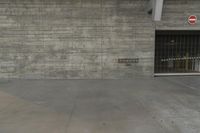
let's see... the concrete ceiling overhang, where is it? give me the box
[148,0,164,21]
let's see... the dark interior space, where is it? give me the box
[155,30,200,74]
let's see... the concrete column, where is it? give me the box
[152,0,164,21]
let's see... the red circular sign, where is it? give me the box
[188,15,197,25]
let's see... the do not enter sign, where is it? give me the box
[188,15,197,25]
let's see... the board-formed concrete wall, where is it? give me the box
[157,0,200,29]
[0,0,199,79]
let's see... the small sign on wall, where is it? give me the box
[118,58,139,64]
[188,15,197,25]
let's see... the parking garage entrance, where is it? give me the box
[155,30,200,75]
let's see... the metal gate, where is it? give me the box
[155,30,200,76]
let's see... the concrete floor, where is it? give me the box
[0,77,200,133]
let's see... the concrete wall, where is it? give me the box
[0,0,199,79]
[157,0,200,29]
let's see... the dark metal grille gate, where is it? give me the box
[155,30,200,75]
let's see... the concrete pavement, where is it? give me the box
[0,77,200,133]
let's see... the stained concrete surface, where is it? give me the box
[0,77,200,133]
[2,0,200,79]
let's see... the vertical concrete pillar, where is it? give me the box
[152,0,164,21]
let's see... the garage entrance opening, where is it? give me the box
[155,30,200,75]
